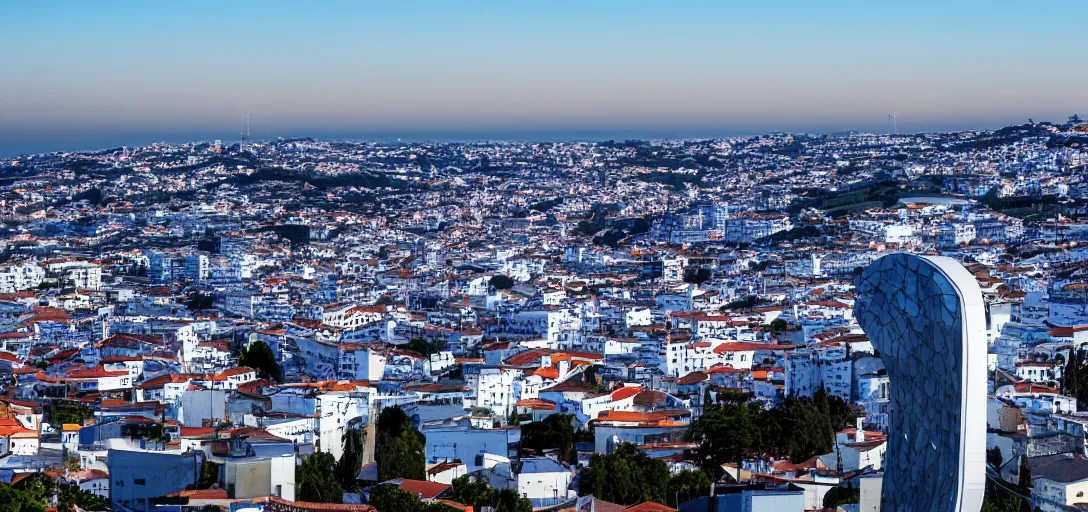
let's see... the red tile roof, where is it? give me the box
[395,478,451,499]
[256,496,375,512]
[610,386,643,402]
[624,502,678,512]
[713,342,799,353]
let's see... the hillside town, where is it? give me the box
[1,117,1088,512]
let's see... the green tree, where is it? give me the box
[683,267,711,285]
[520,414,576,463]
[489,274,514,290]
[367,483,461,512]
[449,475,495,509]
[448,476,531,512]
[691,394,835,466]
[375,407,427,481]
[0,483,45,512]
[980,479,1025,512]
[822,486,859,508]
[369,484,422,512]
[58,484,106,512]
[1063,350,1084,407]
[190,460,221,490]
[667,470,710,507]
[825,393,856,431]
[405,337,446,357]
[0,481,46,512]
[185,292,216,311]
[239,340,283,382]
[579,443,668,505]
[297,452,343,503]
[491,489,533,512]
[686,401,755,478]
[1017,456,1033,512]
[335,427,367,492]
[49,400,90,426]
[987,447,1003,469]
[423,503,461,512]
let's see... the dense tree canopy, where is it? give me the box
[369,484,462,512]
[686,401,755,477]
[297,452,343,503]
[682,267,711,284]
[335,427,367,492]
[980,455,1034,512]
[370,485,423,512]
[375,406,427,481]
[687,390,840,477]
[489,274,514,290]
[0,473,105,512]
[579,443,669,505]
[58,484,106,512]
[519,414,576,463]
[405,337,447,357]
[239,340,283,382]
[0,483,45,512]
[822,486,859,508]
[1062,350,1088,409]
[49,400,91,426]
[666,470,711,508]
[448,476,532,512]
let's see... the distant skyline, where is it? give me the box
[2,1,1087,157]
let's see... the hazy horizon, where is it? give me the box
[0,116,1072,159]
[3,0,1087,158]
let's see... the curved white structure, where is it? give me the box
[854,254,985,512]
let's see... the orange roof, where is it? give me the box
[516,399,557,410]
[611,386,643,402]
[713,342,798,353]
[593,410,684,426]
[705,365,748,375]
[427,461,464,476]
[433,500,472,512]
[66,368,129,379]
[179,427,215,438]
[532,367,559,379]
[208,367,255,381]
[255,496,375,512]
[168,488,228,499]
[395,478,451,499]
[624,502,678,512]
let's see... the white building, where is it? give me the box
[0,262,45,292]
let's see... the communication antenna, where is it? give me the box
[888,114,900,135]
[246,110,251,138]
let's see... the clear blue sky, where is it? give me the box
[1,0,1086,156]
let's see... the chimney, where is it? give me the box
[856,417,865,442]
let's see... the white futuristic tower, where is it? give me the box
[854,254,986,512]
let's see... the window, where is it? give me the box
[134,479,145,486]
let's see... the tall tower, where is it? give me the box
[888,114,899,135]
[855,254,986,512]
